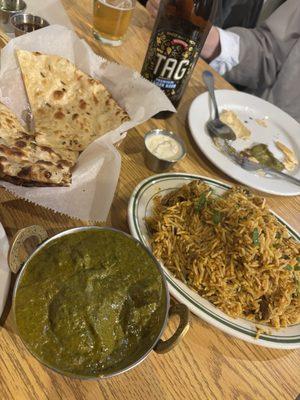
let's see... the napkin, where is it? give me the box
[0,25,175,222]
[0,223,10,320]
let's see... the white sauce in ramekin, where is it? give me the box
[145,134,183,161]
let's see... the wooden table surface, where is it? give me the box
[0,1,299,399]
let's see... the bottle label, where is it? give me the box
[142,31,200,104]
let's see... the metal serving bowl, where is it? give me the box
[10,13,49,36]
[10,225,190,379]
[0,0,26,32]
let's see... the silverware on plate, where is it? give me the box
[215,137,300,187]
[202,70,236,141]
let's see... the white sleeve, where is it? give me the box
[210,28,240,76]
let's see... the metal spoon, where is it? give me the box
[202,70,236,141]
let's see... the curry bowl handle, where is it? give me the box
[8,225,48,274]
[154,303,190,354]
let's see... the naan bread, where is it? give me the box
[0,103,76,186]
[16,50,129,152]
[0,102,28,141]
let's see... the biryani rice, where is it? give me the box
[146,181,300,328]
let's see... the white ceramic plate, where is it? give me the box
[188,90,300,196]
[128,173,300,349]
[0,223,10,320]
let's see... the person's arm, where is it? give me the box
[146,0,160,17]
[222,0,300,90]
[201,27,240,76]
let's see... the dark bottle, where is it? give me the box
[141,0,218,118]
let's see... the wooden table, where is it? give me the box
[0,2,299,399]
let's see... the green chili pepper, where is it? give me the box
[252,228,259,245]
[194,192,207,213]
[213,210,222,225]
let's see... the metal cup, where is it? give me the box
[144,129,186,173]
[0,0,26,33]
[10,13,49,36]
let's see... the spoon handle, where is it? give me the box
[202,70,220,120]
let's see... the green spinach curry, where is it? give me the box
[15,229,166,377]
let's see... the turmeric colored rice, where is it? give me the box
[146,181,300,328]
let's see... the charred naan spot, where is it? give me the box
[34,51,42,56]
[36,160,53,166]
[44,171,52,179]
[10,147,24,157]
[45,102,51,107]
[62,88,66,92]
[19,131,29,139]
[40,146,53,153]
[54,110,65,120]
[72,113,79,121]
[93,94,99,105]
[18,166,31,177]
[61,80,66,85]
[48,65,51,71]
[105,99,111,106]
[73,139,78,145]
[40,72,46,78]
[53,90,64,100]
[5,118,12,124]
[79,99,87,110]
[86,112,91,115]
[15,140,27,148]
[58,160,70,167]
[88,78,96,84]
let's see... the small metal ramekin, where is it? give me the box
[0,0,26,33]
[10,13,49,36]
[144,129,187,173]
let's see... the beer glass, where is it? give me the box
[93,0,136,46]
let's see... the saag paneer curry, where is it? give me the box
[14,229,166,377]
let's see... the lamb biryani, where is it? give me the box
[146,181,300,329]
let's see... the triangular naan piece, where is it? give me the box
[16,50,129,152]
[0,103,75,186]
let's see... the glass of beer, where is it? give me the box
[93,0,136,46]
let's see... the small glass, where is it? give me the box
[93,0,136,47]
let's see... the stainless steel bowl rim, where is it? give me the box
[0,0,26,13]
[10,13,50,30]
[12,226,170,380]
[144,128,187,163]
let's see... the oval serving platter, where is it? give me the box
[128,173,300,349]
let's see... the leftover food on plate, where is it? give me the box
[14,229,165,377]
[220,110,251,140]
[275,141,298,172]
[146,180,300,329]
[255,118,268,128]
[242,143,285,172]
